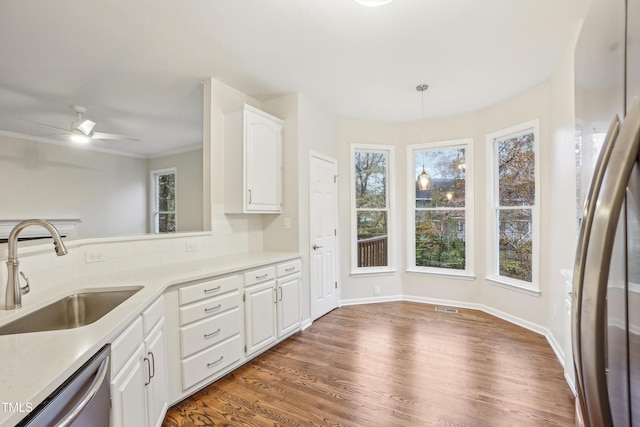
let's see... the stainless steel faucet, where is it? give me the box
[5,219,68,310]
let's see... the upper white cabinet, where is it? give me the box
[224,104,283,213]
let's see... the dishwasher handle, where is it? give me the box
[54,355,110,427]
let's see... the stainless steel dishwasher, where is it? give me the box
[17,344,111,427]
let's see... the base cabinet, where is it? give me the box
[244,281,278,356]
[277,274,301,338]
[111,298,168,427]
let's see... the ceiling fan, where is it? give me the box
[28,105,140,143]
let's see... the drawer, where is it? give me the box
[277,259,301,277]
[244,266,276,287]
[179,291,239,326]
[111,316,143,377]
[179,275,241,306]
[181,335,242,390]
[180,307,241,358]
[142,295,164,335]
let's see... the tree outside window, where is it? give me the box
[352,147,392,270]
[410,141,471,274]
[493,127,537,284]
[152,168,176,233]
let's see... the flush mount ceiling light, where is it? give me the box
[416,84,432,191]
[354,0,394,6]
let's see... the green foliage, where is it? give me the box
[415,210,465,270]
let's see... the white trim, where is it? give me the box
[406,138,474,277]
[0,219,81,240]
[405,269,476,281]
[486,276,542,297]
[486,119,540,292]
[350,144,395,273]
[349,269,397,277]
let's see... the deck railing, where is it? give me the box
[357,234,388,267]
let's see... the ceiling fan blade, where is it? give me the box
[92,131,140,141]
[19,119,72,134]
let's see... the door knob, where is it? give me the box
[312,244,323,250]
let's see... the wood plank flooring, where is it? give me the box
[163,302,575,426]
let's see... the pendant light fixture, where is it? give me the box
[416,84,432,191]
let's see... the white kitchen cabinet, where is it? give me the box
[244,280,277,357]
[224,104,283,213]
[111,343,147,427]
[277,272,301,338]
[111,297,168,427]
[176,275,243,391]
[145,320,168,427]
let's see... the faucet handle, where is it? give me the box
[19,271,30,296]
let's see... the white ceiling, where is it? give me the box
[0,0,588,157]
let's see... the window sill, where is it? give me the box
[406,268,476,281]
[486,276,541,297]
[350,268,398,277]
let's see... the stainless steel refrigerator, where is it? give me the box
[572,0,640,425]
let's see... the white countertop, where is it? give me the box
[0,250,299,426]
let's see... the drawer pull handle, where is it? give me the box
[207,356,224,368]
[285,267,295,272]
[204,329,222,339]
[205,304,222,313]
[256,273,269,280]
[204,285,221,294]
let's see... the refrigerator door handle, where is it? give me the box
[572,115,620,425]
[579,98,640,426]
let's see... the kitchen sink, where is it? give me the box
[0,286,143,335]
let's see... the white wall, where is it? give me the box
[148,149,204,233]
[338,80,578,335]
[0,134,148,238]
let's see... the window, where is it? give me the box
[151,168,176,233]
[487,120,539,291]
[351,145,394,273]
[407,139,474,276]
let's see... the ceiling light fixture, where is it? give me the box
[354,0,394,6]
[416,84,431,191]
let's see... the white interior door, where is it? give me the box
[309,153,338,320]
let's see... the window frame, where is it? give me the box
[350,144,395,275]
[486,119,541,294]
[151,167,177,234]
[406,138,475,278]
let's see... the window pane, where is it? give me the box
[356,211,388,267]
[415,210,465,270]
[355,151,387,209]
[158,173,176,211]
[497,133,535,206]
[498,209,532,282]
[158,213,176,233]
[414,148,465,208]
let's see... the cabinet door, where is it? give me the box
[245,109,281,212]
[145,320,169,427]
[244,281,277,356]
[111,343,147,427]
[277,275,301,338]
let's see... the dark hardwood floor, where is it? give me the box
[163,302,575,426]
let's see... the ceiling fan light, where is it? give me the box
[354,0,394,6]
[75,119,96,136]
[71,133,90,143]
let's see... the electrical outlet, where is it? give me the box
[284,217,291,229]
[374,285,381,296]
[85,250,106,263]
[186,242,199,252]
